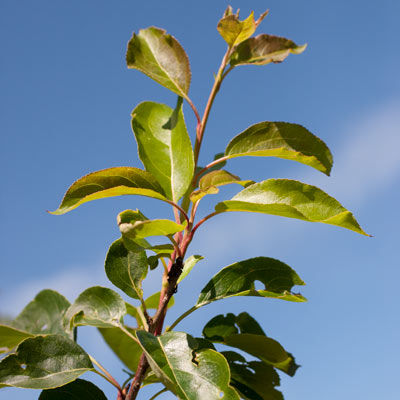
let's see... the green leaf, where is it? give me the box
[224,122,333,175]
[191,171,254,202]
[0,335,93,389]
[64,287,126,330]
[39,379,107,400]
[118,211,187,240]
[222,352,283,400]
[177,255,204,283]
[0,325,33,354]
[98,327,142,372]
[203,313,299,376]
[136,331,240,399]
[230,34,307,66]
[50,167,167,215]
[215,179,369,235]
[197,257,306,308]
[144,292,175,309]
[126,27,191,98]
[12,289,71,338]
[105,238,148,299]
[131,100,194,201]
[217,10,268,47]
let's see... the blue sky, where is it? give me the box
[1,0,399,399]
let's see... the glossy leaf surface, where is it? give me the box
[197,257,306,307]
[0,325,33,354]
[98,327,142,372]
[39,379,107,400]
[230,34,306,66]
[131,101,194,201]
[203,313,298,376]
[0,335,93,389]
[64,287,126,330]
[177,255,204,283]
[225,122,333,175]
[215,179,369,235]
[50,167,167,215]
[12,290,71,337]
[222,352,283,400]
[126,27,191,98]
[105,238,148,299]
[136,331,240,399]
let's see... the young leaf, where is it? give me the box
[136,331,240,399]
[144,292,175,309]
[98,327,142,372]
[230,34,307,66]
[0,335,93,389]
[126,27,191,98]
[215,179,369,235]
[131,100,194,201]
[222,351,283,400]
[203,313,299,376]
[12,289,71,338]
[64,287,126,330]
[197,256,306,308]
[105,238,148,299]
[0,325,33,354]
[217,9,268,47]
[39,379,107,400]
[191,170,254,202]
[50,167,167,215]
[224,122,333,175]
[177,255,204,283]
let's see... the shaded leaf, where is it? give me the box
[222,352,283,400]
[12,290,71,338]
[0,335,93,389]
[203,313,298,376]
[39,379,107,400]
[230,34,306,66]
[177,255,204,283]
[0,325,33,354]
[98,327,142,372]
[64,287,126,330]
[224,122,333,175]
[215,179,369,235]
[197,257,306,308]
[126,27,191,98]
[131,100,194,201]
[50,167,167,215]
[105,238,148,299]
[144,292,175,309]
[136,331,240,399]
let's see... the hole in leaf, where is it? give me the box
[219,392,224,398]
[191,350,199,366]
[254,280,265,291]
[21,364,27,370]
[41,324,48,331]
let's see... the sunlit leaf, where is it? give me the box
[126,27,191,98]
[131,100,194,201]
[98,327,142,372]
[215,179,369,235]
[177,255,204,283]
[12,290,71,338]
[0,325,33,354]
[0,335,93,389]
[222,351,283,400]
[136,331,240,399]
[50,167,167,215]
[230,34,306,66]
[105,238,148,299]
[197,257,306,308]
[225,122,333,175]
[39,379,107,400]
[64,287,126,330]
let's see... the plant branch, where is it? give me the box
[185,95,201,127]
[166,305,198,332]
[164,199,189,225]
[149,388,168,400]
[90,355,122,391]
[194,155,230,183]
[192,211,221,235]
[125,353,149,400]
